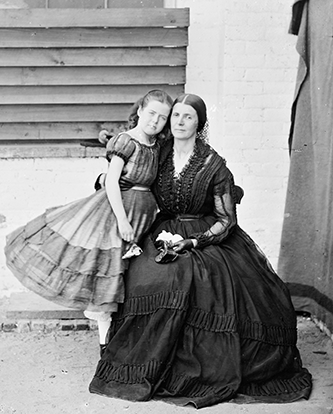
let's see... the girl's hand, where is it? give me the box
[118,218,134,242]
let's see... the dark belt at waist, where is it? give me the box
[175,214,203,221]
[154,212,203,224]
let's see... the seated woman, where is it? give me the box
[89,93,312,408]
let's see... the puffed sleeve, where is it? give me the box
[106,133,136,163]
[189,167,237,248]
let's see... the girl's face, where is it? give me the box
[170,102,199,141]
[137,100,171,136]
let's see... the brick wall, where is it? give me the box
[171,0,298,266]
[0,0,299,296]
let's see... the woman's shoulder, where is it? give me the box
[158,138,173,162]
[196,139,227,167]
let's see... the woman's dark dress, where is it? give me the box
[89,139,312,408]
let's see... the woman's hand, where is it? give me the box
[172,239,196,253]
[118,218,134,242]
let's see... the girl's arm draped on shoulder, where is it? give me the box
[189,166,237,249]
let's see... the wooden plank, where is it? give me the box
[47,0,164,7]
[0,143,106,159]
[0,0,46,7]
[0,122,126,140]
[0,85,183,104]
[0,66,185,86]
[0,104,133,122]
[107,0,164,7]
[0,47,187,67]
[0,8,189,28]
[48,0,105,8]
[0,28,188,48]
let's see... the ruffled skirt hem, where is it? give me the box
[5,189,158,311]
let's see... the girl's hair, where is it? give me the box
[127,89,173,132]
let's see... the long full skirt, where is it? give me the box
[5,188,158,312]
[89,216,312,407]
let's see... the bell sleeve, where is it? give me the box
[189,168,237,248]
[106,133,136,163]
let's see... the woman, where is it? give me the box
[89,93,312,408]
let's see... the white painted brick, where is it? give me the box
[226,26,267,41]
[225,54,266,69]
[224,95,245,108]
[241,122,263,135]
[220,149,245,165]
[244,94,292,109]
[222,135,262,150]
[224,108,263,122]
[261,137,290,151]
[264,81,296,95]
[224,68,247,82]
[243,176,285,192]
[224,122,244,136]
[247,13,274,27]
[263,108,291,122]
[224,41,246,55]
[264,53,298,69]
[265,122,291,135]
[245,68,292,82]
[224,81,264,95]
[245,41,271,55]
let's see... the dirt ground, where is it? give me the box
[0,317,332,414]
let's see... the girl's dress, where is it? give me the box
[5,133,159,312]
[89,138,312,407]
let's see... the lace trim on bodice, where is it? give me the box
[154,139,237,248]
[157,142,209,215]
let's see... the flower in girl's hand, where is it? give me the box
[122,243,143,260]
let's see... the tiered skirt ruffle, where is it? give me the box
[5,188,158,311]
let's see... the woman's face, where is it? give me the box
[170,102,199,141]
[138,100,171,136]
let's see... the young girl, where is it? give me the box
[5,89,173,354]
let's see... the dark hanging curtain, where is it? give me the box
[278,0,333,333]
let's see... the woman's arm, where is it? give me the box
[172,169,237,252]
[105,155,134,242]
[189,170,237,249]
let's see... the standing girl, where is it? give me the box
[5,89,173,354]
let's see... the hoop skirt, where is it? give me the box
[89,139,312,407]
[5,133,160,312]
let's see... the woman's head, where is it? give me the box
[170,93,208,141]
[172,94,207,132]
[128,90,173,137]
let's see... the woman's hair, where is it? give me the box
[172,93,207,132]
[128,89,173,130]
